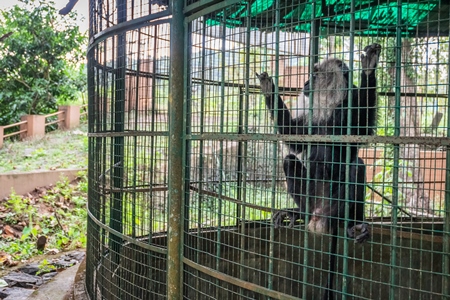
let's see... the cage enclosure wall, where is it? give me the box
[86,0,450,299]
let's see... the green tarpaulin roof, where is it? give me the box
[204,0,449,37]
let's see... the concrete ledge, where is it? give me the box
[64,257,88,300]
[0,169,86,199]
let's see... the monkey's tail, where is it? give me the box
[322,225,338,300]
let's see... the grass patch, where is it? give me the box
[0,123,88,173]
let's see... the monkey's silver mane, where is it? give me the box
[301,58,348,123]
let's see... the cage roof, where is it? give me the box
[203,0,449,37]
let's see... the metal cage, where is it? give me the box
[87,0,450,299]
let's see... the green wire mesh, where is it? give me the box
[86,0,450,299]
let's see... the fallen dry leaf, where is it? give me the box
[0,251,17,267]
[2,225,21,239]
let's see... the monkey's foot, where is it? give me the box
[272,209,301,228]
[256,72,274,96]
[347,223,370,243]
[361,43,382,75]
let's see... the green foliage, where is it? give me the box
[6,190,35,216]
[37,259,57,275]
[0,0,87,125]
[0,172,87,260]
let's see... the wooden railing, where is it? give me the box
[0,104,87,148]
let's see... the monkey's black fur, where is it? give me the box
[257,43,381,300]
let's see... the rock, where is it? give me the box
[3,272,41,288]
[41,272,58,282]
[18,264,40,276]
[0,288,8,298]
[67,251,85,262]
[0,287,34,300]
[52,258,78,269]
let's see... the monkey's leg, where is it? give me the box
[346,158,370,243]
[272,154,309,228]
[322,227,338,300]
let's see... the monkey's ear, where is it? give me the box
[313,63,319,73]
[340,62,349,75]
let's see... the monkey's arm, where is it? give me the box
[257,72,307,136]
[354,43,381,135]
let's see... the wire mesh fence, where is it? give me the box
[86,0,450,299]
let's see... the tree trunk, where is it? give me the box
[388,39,431,215]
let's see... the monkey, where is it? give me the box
[59,0,79,15]
[257,43,381,300]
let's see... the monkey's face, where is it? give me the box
[300,58,350,123]
[303,58,349,99]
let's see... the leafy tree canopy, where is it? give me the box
[0,0,87,125]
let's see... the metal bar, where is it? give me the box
[389,3,403,299]
[130,27,142,239]
[302,6,320,298]
[183,258,303,300]
[443,12,450,298]
[341,2,357,298]
[186,133,450,147]
[167,0,185,298]
[88,131,169,137]
[214,13,227,299]
[268,0,281,294]
[87,210,167,255]
[185,0,243,23]
[239,3,251,290]
[184,0,234,16]
[87,10,171,52]
[148,24,158,239]
[87,32,102,300]
[183,19,195,298]
[189,185,272,212]
[109,0,127,295]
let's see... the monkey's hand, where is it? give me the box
[256,72,274,97]
[272,208,301,229]
[361,43,382,76]
[347,223,370,243]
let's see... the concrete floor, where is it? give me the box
[26,258,87,300]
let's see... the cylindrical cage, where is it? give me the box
[87,0,450,299]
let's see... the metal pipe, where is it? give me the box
[389,2,403,299]
[167,0,185,298]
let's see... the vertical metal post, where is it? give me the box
[86,34,99,300]
[238,1,250,291]
[443,28,450,299]
[389,2,403,299]
[342,1,356,298]
[184,20,193,297]
[302,6,319,298]
[268,1,281,294]
[110,0,127,270]
[167,0,185,298]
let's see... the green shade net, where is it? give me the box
[204,0,447,37]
